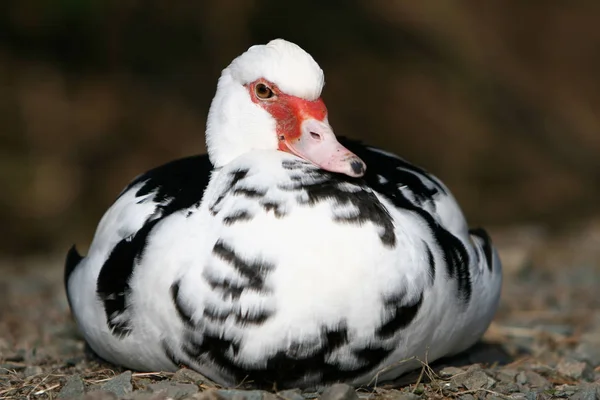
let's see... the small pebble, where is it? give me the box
[58,374,86,399]
[507,393,534,400]
[372,389,419,400]
[100,371,133,397]
[493,381,519,394]
[556,358,594,381]
[129,393,171,400]
[570,388,598,400]
[83,391,118,400]
[516,371,550,390]
[23,365,43,378]
[574,335,600,367]
[452,367,494,390]
[441,381,459,396]
[133,378,154,390]
[494,368,519,383]
[320,384,359,400]
[147,381,199,398]
[184,389,226,400]
[215,389,277,400]
[555,384,578,397]
[276,389,305,400]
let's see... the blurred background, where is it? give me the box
[1,1,600,258]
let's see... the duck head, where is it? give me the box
[205,39,366,178]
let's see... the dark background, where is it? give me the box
[2,1,599,258]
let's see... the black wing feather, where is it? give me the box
[338,137,472,303]
[64,244,84,307]
[96,154,214,337]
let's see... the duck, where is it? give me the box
[65,39,502,390]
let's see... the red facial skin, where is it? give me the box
[245,78,367,178]
[246,79,327,152]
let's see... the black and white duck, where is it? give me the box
[65,39,502,390]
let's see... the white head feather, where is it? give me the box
[205,39,325,168]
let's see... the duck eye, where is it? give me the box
[255,83,274,99]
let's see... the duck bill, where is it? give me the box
[282,119,366,177]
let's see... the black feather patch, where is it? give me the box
[176,321,396,389]
[223,210,253,225]
[469,228,494,272]
[377,294,423,339]
[97,155,213,338]
[280,163,397,248]
[259,200,286,218]
[209,168,250,215]
[64,245,83,307]
[339,138,472,304]
[423,241,436,286]
[201,240,276,327]
[97,221,158,337]
[212,240,274,291]
[171,280,196,328]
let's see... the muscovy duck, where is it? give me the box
[65,39,502,390]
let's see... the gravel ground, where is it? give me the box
[1,221,599,399]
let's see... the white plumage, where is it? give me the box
[65,39,502,390]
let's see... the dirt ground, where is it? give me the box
[1,221,599,399]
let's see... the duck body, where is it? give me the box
[66,39,501,390]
